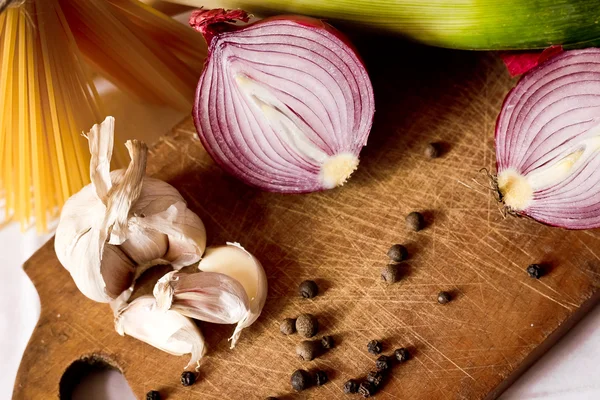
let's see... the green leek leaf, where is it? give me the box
[168,0,600,50]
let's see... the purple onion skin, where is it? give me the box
[495,48,600,229]
[190,9,375,193]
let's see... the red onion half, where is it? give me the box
[190,9,375,192]
[495,48,600,229]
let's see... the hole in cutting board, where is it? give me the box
[59,355,135,400]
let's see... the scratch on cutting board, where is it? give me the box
[415,332,476,380]
[187,379,223,399]
[488,233,579,304]
[63,321,106,349]
[463,227,578,308]
[486,239,577,311]
[160,136,179,152]
[211,357,285,373]
[182,190,234,238]
[326,208,369,260]
[518,281,573,310]
[491,230,534,259]
[177,127,198,137]
[578,235,600,262]
[408,353,439,380]
[441,231,506,307]
[487,237,578,307]
[371,300,476,381]
[457,180,488,197]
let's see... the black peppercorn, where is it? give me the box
[381,264,401,284]
[296,339,322,361]
[367,339,382,355]
[527,264,544,279]
[181,371,196,386]
[387,244,408,262]
[375,355,392,371]
[291,369,312,391]
[394,348,410,363]
[425,143,440,159]
[406,211,425,231]
[358,381,376,397]
[344,379,359,394]
[299,280,319,298]
[296,313,319,337]
[146,391,161,400]
[314,370,328,386]
[343,379,359,394]
[437,291,451,304]
[366,370,386,387]
[321,335,334,349]
[280,318,296,335]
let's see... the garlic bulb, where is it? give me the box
[54,116,207,303]
[153,270,250,324]
[114,295,206,369]
[197,243,267,348]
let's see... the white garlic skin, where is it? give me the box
[55,171,207,302]
[115,295,206,368]
[54,117,207,303]
[153,270,250,325]
[54,182,108,273]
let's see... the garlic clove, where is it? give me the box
[198,243,267,348]
[54,184,108,274]
[131,176,186,215]
[119,226,169,265]
[102,245,136,298]
[163,207,207,268]
[153,271,250,325]
[130,202,207,269]
[61,226,114,303]
[115,295,206,369]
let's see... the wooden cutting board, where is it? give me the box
[13,37,600,400]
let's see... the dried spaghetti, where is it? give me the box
[0,0,206,232]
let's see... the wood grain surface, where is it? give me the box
[13,38,600,400]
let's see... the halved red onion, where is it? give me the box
[495,48,600,229]
[190,9,375,192]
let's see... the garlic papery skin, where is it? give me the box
[128,202,207,269]
[115,295,206,369]
[55,124,147,303]
[198,243,267,348]
[153,270,250,325]
[54,116,207,303]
